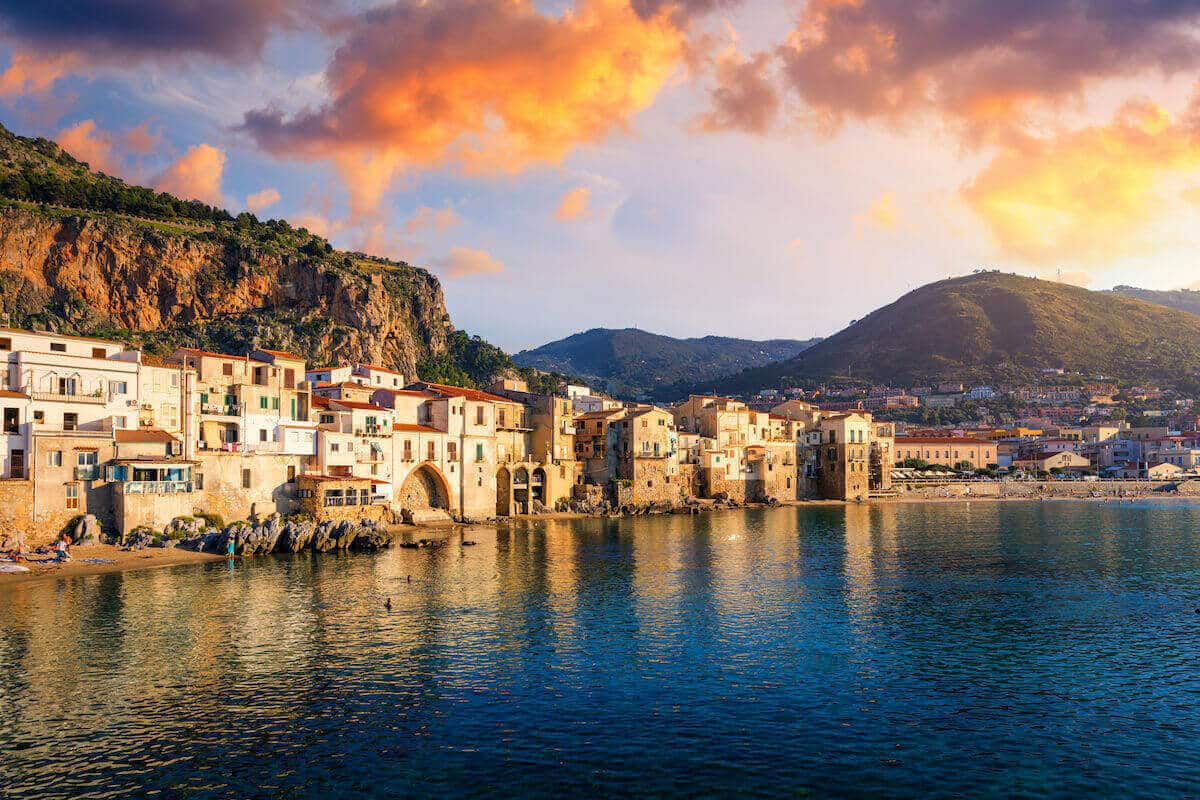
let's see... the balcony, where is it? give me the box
[200,402,243,417]
[33,391,105,405]
[121,480,194,494]
[74,466,99,481]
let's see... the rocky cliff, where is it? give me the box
[0,204,452,375]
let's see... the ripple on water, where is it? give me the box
[2,502,1200,798]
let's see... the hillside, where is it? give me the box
[1111,286,1200,317]
[513,327,818,398]
[691,272,1200,396]
[0,121,533,387]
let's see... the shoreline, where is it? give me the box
[5,494,1199,587]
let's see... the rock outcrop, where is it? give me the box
[176,517,397,556]
[0,206,452,378]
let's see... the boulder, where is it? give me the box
[403,508,454,526]
[350,527,395,551]
[73,514,102,546]
[277,520,317,552]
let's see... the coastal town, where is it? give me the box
[0,325,1197,548]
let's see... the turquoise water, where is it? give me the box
[2,501,1200,798]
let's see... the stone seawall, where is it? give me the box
[893,480,1192,500]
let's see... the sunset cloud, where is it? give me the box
[694,49,779,135]
[245,187,281,214]
[961,98,1200,265]
[555,186,592,221]
[242,0,683,214]
[153,144,227,207]
[0,51,80,97]
[779,0,1200,135]
[434,246,505,280]
[55,119,119,174]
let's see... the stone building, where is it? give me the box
[814,412,873,501]
[612,406,682,505]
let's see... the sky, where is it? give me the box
[2,0,1200,352]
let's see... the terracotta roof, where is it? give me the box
[411,382,509,403]
[0,326,121,345]
[896,437,993,445]
[256,348,305,360]
[314,381,373,391]
[392,423,442,433]
[0,389,28,399]
[177,347,243,361]
[312,396,331,409]
[140,355,182,369]
[356,363,403,375]
[115,429,178,444]
[377,388,434,398]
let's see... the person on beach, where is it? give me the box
[56,535,71,563]
[13,540,25,562]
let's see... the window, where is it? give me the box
[475,443,484,462]
[403,440,413,462]
[259,429,268,442]
[110,381,127,395]
[9,449,23,478]
[0,337,9,350]
[63,413,78,431]
[77,452,97,466]
[272,397,280,411]
[195,473,204,490]
[242,469,252,489]
[331,442,340,453]
[427,441,436,461]
[33,411,43,423]
[260,397,268,410]
[171,373,179,388]
[448,442,457,461]
[2,408,16,434]
[58,377,77,396]
[223,363,234,377]
[113,416,127,429]
[476,406,484,425]
[50,342,66,353]
[66,483,79,510]
[92,347,107,358]
[287,465,296,482]
[498,409,506,427]
[48,450,62,467]
[284,368,295,388]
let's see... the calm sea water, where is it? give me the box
[2,501,1200,799]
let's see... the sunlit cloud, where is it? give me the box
[152,144,227,206]
[0,51,80,97]
[961,97,1200,265]
[242,0,684,215]
[555,186,592,221]
[245,187,281,214]
[693,48,779,135]
[434,246,505,279]
[779,0,1200,138]
[55,119,119,174]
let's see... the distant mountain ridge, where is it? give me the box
[689,272,1200,396]
[514,328,819,398]
[1111,286,1200,317]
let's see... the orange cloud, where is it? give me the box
[554,186,592,221]
[403,206,460,235]
[243,0,683,215]
[961,98,1200,265]
[122,122,163,155]
[245,187,281,214]
[779,0,1200,138]
[0,51,80,96]
[434,246,505,279]
[153,144,227,206]
[55,119,119,174]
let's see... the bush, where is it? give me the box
[284,512,313,524]
[197,512,224,530]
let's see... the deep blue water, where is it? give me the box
[2,501,1200,798]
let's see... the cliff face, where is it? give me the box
[0,206,451,375]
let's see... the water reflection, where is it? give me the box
[2,501,1200,798]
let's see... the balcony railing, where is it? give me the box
[33,391,105,404]
[74,466,98,481]
[200,403,243,416]
[122,481,194,494]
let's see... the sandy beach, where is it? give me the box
[0,544,224,586]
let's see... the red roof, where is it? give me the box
[177,346,243,361]
[356,363,403,375]
[115,428,178,444]
[392,423,441,433]
[312,396,331,409]
[411,382,509,403]
[896,437,994,445]
[374,388,432,398]
[257,348,305,360]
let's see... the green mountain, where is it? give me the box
[692,272,1200,395]
[514,327,819,398]
[0,120,533,388]
[1111,286,1200,317]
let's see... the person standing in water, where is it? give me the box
[226,538,236,558]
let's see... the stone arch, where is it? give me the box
[398,464,451,511]
[496,467,511,517]
[532,467,547,505]
[513,467,530,515]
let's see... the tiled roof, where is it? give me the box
[177,346,243,361]
[115,428,178,444]
[392,423,441,433]
[356,363,403,374]
[0,389,28,399]
[411,382,509,403]
[896,437,993,445]
[257,348,305,360]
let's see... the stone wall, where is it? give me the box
[195,452,303,523]
[629,458,683,505]
[0,479,35,546]
[115,489,197,535]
